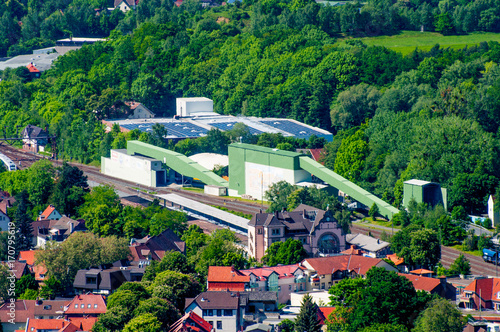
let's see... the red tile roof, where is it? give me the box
[464,278,500,301]
[239,264,304,280]
[169,311,212,332]
[64,294,107,315]
[1,261,29,279]
[318,307,335,325]
[40,205,57,219]
[399,273,441,293]
[69,316,99,331]
[341,245,365,256]
[27,63,40,73]
[18,250,37,265]
[208,266,250,283]
[309,149,324,163]
[386,253,405,266]
[26,318,76,331]
[303,255,386,276]
[0,300,35,323]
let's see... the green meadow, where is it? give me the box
[343,31,500,55]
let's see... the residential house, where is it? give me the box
[27,62,41,79]
[38,205,62,221]
[345,233,391,258]
[0,300,35,332]
[207,266,250,291]
[301,255,398,291]
[18,250,48,282]
[63,294,107,318]
[129,229,186,266]
[25,318,80,332]
[401,274,456,301]
[22,125,49,153]
[244,324,272,332]
[239,264,308,304]
[33,299,68,319]
[185,291,279,332]
[318,307,335,332]
[169,311,213,332]
[460,278,500,311]
[73,261,144,295]
[0,261,30,280]
[31,216,86,248]
[113,0,137,12]
[125,101,155,119]
[248,204,346,261]
[185,291,242,332]
[0,193,15,231]
[385,253,409,273]
[489,195,499,228]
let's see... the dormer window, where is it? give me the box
[272,229,280,236]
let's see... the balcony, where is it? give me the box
[295,276,307,283]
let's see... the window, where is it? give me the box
[217,309,222,316]
[94,304,98,309]
[74,304,78,309]
[289,285,292,291]
[206,309,213,316]
[80,304,84,308]
[321,283,325,289]
[258,228,262,234]
[87,304,91,308]
[224,309,232,316]
[217,321,222,330]
[86,277,97,284]
[272,228,280,236]
[209,321,213,327]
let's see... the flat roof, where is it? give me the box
[229,143,303,157]
[57,37,106,42]
[177,97,212,102]
[404,179,431,186]
[0,52,60,71]
[189,153,229,170]
[156,193,249,231]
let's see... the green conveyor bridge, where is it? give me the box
[127,141,228,187]
[299,156,399,219]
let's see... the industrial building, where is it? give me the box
[103,97,333,142]
[102,140,400,220]
[403,179,447,211]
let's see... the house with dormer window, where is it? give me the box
[459,278,500,311]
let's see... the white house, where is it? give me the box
[125,101,155,119]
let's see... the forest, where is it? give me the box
[0,0,499,215]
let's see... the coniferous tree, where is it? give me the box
[295,294,321,332]
[14,190,33,255]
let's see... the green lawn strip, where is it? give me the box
[211,205,252,219]
[339,31,500,55]
[448,245,483,257]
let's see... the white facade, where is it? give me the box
[185,304,238,332]
[244,161,311,201]
[489,195,499,227]
[128,104,155,119]
[290,291,331,306]
[101,149,166,187]
[176,97,213,117]
[204,185,227,196]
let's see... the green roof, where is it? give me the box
[228,143,303,157]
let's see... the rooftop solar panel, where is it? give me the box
[260,120,325,138]
[209,122,263,135]
[119,122,208,138]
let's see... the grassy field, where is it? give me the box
[343,31,500,55]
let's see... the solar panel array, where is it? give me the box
[120,122,208,138]
[209,122,264,135]
[259,120,326,138]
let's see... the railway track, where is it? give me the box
[3,144,496,275]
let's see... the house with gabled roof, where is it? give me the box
[39,205,62,221]
[400,274,456,301]
[301,255,397,291]
[345,233,391,258]
[63,294,107,317]
[125,101,155,119]
[459,278,500,311]
[239,264,308,303]
[385,253,409,273]
[27,62,41,79]
[0,299,35,331]
[169,311,213,332]
[113,0,137,12]
[129,229,186,266]
[25,318,80,332]
[207,266,250,292]
[22,125,49,153]
[18,250,48,281]
[248,204,346,261]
